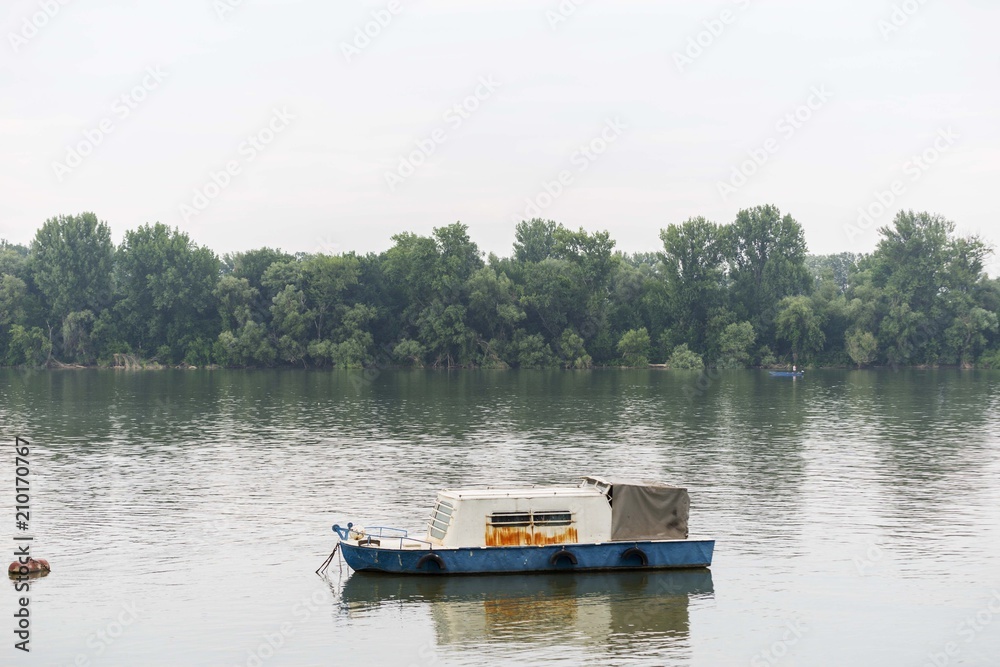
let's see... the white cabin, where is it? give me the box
[426,477,690,548]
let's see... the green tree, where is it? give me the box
[269,285,310,366]
[6,207,998,370]
[861,211,994,365]
[215,275,258,332]
[660,217,725,353]
[6,325,51,366]
[552,226,616,291]
[513,219,559,263]
[870,211,954,314]
[606,259,655,341]
[519,259,588,339]
[0,241,30,281]
[775,295,825,363]
[433,222,484,298]
[382,223,483,365]
[417,302,475,367]
[806,253,859,293]
[879,301,924,366]
[505,330,555,368]
[557,328,592,369]
[617,327,651,366]
[331,303,377,368]
[845,330,878,367]
[214,321,275,367]
[407,224,485,367]
[808,269,853,365]
[61,310,96,364]
[392,339,425,366]
[945,307,998,365]
[296,254,361,340]
[225,246,293,320]
[668,343,704,370]
[466,266,525,365]
[382,232,439,319]
[717,321,756,368]
[727,205,811,343]
[507,222,617,363]
[0,274,28,360]
[0,275,27,330]
[466,266,525,342]
[29,213,113,323]
[979,348,1000,369]
[115,223,220,361]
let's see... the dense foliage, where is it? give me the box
[2,206,997,369]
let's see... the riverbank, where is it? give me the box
[8,361,997,371]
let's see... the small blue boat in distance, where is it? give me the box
[331,477,715,575]
[769,370,804,378]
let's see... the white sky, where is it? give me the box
[1,0,998,275]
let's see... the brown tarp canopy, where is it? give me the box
[608,480,689,541]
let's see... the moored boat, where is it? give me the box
[769,370,804,377]
[330,476,715,575]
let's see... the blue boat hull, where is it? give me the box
[339,539,715,575]
[769,371,804,377]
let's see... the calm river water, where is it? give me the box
[2,369,999,666]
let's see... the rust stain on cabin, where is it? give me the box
[485,525,578,547]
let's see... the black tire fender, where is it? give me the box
[550,548,578,566]
[621,546,648,566]
[416,553,446,570]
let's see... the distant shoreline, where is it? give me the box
[6,211,998,372]
[4,363,991,372]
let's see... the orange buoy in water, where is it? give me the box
[8,558,50,575]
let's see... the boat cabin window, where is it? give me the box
[488,511,572,527]
[489,512,530,527]
[580,477,612,494]
[532,512,572,526]
[429,499,454,540]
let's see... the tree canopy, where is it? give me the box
[2,207,996,369]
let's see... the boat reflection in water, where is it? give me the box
[340,568,714,648]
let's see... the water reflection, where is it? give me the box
[2,368,998,666]
[340,569,713,651]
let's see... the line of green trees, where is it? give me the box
[1,205,998,370]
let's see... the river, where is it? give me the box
[2,369,998,666]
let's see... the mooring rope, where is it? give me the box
[315,542,340,576]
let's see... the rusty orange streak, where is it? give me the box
[485,526,578,547]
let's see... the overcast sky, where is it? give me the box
[2,0,998,274]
